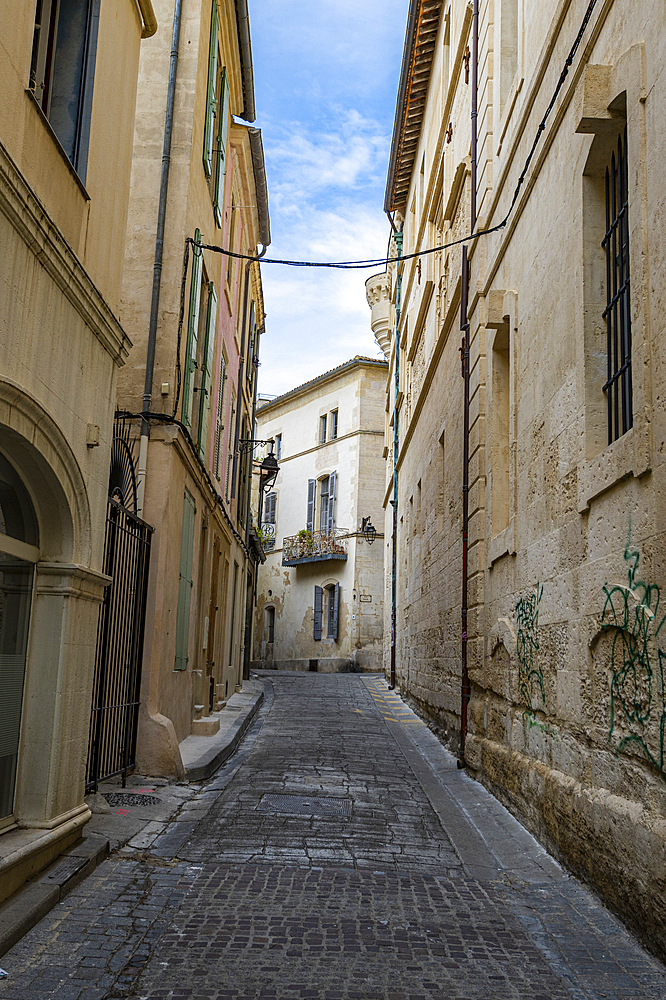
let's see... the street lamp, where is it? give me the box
[257,443,279,529]
[361,516,377,544]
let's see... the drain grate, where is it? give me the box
[41,857,88,884]
[103,792,162,807]
[258,793,352,820]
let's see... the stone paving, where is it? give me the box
[1,672,665,1000]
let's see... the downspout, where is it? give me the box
[136,0,183,517]
[459,0,479,765]
[389,228,404,690]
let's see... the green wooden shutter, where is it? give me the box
[214,356,226,479]
[183,230,203,428]
[213,67,229,227]
[203,2,219,178]
[175,489,196,670]
[307,479,316,531]
[198,282,217,460]
[313,586,323,641]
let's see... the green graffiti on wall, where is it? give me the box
[602,541,666,777]
[515,583,544,708]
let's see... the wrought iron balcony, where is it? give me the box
[282,528,349,566]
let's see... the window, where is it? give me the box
[203,0,230,225]
[246,301,257,386]
[491,322,511,536]
[214,353,227,479]
[330,410,338,440]
[175,490,196,670]
[313,586,323,641]
[275,434,282,460]
[197,282,218,459]
[326,583,340,639]
[319,414,327,444]
[307,472,336,532]
[225,388,235,501]
[226,196,237,291]
[262,492,277,551]
[29,0,100,183]
[603,126,632,444]
[319,476,329,530]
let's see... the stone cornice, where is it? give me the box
[0,139,132,368]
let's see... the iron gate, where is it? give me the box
[86,420,153,791]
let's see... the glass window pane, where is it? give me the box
[0,454,39,545]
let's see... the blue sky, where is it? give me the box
[248,0,409,396]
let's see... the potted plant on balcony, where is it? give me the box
[297,528,314,556]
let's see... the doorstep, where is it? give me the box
[179,679,264,781]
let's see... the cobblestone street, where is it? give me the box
[1,673,665,1000]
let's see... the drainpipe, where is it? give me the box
[389,228,404,690]
[459,0,479,765]
[136,0,183,518]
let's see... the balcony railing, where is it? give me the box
[282,528,349,566]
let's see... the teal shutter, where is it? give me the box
[203,2,219,177]
[183,230,203,428]
[198,282,217,459]
[213,67,229,227]
[175,489,196,670]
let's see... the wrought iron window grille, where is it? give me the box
[602,126,632,444]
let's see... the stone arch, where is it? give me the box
[0,376,91,565]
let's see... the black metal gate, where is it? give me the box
[86,420,153,791]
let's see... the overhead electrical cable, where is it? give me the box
[195,0,598,270]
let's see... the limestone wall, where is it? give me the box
[375,0,666,958]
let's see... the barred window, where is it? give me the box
[603,126,632,444]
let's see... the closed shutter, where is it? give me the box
[203,1,219,177]
[214,356,226,479]
[327,470,337,533]
[213,66,229,226]
[183,231,203,428]
[175,489,196,670]
[307,479,316,531]
[198,282,217,459]
[313,585,323,641]
[330,582,340,640]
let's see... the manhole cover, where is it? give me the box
[41,857,88,884]
[258,793,352,819]
[103,792,162,807]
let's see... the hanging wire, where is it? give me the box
[194,0,598,271]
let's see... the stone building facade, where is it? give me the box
[0,0,156,900]
[118,0,269,776]
[252,359,387,673]
[369,0,666,957]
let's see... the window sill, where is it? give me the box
[577,422,651,513]
[25,90,90,202]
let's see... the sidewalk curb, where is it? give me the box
[181,683,264,781]
[0,835,108,959]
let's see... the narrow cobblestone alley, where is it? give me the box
[1,674,665,1000]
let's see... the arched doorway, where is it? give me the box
[0,453,39,825]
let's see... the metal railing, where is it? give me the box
[282,527,348,564]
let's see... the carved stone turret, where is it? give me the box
[365,272,392,359]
